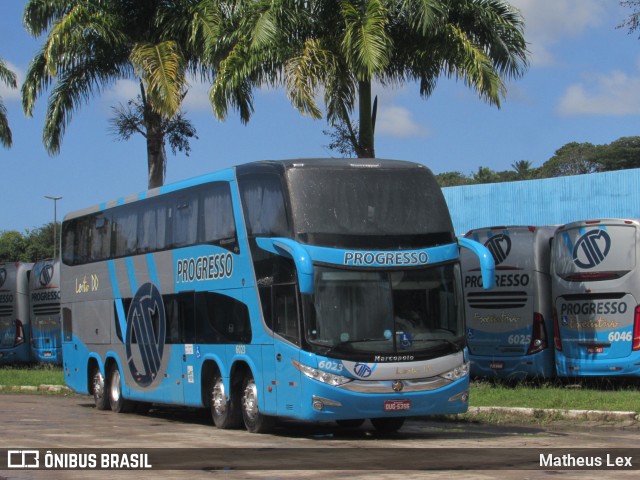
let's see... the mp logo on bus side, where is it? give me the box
[38,264,54,287]
[0,268,5,288]
[573,230,611,269]
[484,234,511,265]
[125,283,167,388]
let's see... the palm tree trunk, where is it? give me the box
[357,79,375,158]
[140,82,166,189]
[146,116,166,189]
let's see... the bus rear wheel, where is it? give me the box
[371,417,405,433]
[211,376,241,429]
[241,375,275,434]
[109,364,135,413]
[92,368,109,411]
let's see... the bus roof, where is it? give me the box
[63,158,433,222]
[555,218,640,232]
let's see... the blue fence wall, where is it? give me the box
[442,168,640,235]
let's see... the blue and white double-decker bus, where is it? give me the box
[551,218,640,377]
[60,159,494,433]
[461,226,557,379]
[0,262,33,364]
[29,259,62,364]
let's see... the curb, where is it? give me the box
[466,406,639,422]
[0,384,72,393]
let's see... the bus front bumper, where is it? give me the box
[295,375,470,422]
[556,353,640,377]
[470,353,555,380]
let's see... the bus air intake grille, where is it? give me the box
[466,291,527,309]
[33,304,61,316]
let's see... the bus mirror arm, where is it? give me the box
[458,238,496,289]
[255,237,314,294]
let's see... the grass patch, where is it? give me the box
[469,378,640,413]
[0,365,64,387]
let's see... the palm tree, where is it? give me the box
[511,160,533,180]
[21,0,196,188]
[0,58,17,148]
[208,0,529,158]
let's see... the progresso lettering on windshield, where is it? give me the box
[344,251,428,267]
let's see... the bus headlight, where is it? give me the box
[439,362,470,382]
[292,360,352,387]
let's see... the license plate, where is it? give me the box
[44,352,52,357]
[587,346,604,354]
[384,400,411,412]
[489,362,504,370]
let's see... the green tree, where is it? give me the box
[0,231,27,262]
[109,95,198,171]
[22,0,195,188]
[208,0,528,157]
[0,57,17,148]
[597,136,640,171]
[24,223,59,262]
[435,171,472,187]
[472,165,498,184]
[538,142,601,178]
[619,1,640,35]
[511,160,533,180]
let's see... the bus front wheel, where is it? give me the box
[109,365,135,414]
[211,375,241,429]
[241,375,275,434]
[91,368,109,411]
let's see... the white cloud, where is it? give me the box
[183,78,213,112]
[0,61,23,102]
[104,79,140,103]
[376,106,431,138]
[557,67,640,116]
[509,0,608,67]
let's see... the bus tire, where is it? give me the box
[109,364,135,414]
[91,368,109,411]
[241,375,275,434]
[211,375,241,429]
[371,417,405,433]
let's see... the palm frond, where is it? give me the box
[0,59,17,89]
[340,0,392,79]
[284,38,334,119]
[0,100,13,148]
[131,41,187,118]
[23,0,72,37]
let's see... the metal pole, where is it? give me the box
[45,196,62,260]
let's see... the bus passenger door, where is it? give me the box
[272,284,302,416]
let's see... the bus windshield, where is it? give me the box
[303,264,464,357]
[286,167,454,248]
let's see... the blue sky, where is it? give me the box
[1,0,639,233]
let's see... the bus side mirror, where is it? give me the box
[458,237,495,289]
[255,237,314,294]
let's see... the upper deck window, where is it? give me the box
[286,167,453,247]
[239,174,290,237]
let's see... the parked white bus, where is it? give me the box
[551,218,640,377]
[461,226,557,379]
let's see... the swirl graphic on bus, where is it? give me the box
[0,268,6,288]
[38,264,54,286]
[125,283,166,388]
[484,234,511,265]
[572,230,611,269]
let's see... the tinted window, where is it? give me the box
[239,174,289,237]
[61,182,238,265]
